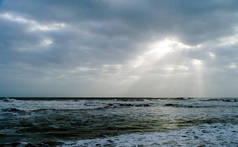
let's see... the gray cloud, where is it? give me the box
[1,0,238,96]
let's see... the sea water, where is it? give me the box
[0,97,238,146]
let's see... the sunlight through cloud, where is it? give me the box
[192,59,203,66]
[164,65,189,72]
[145,39,176,59]
[132,38,201,69]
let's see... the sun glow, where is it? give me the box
[145,39,175,59]
[132,39,175,68]
[132,38,201,68]
[192,59,203,66]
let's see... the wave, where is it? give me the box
[2,108,26,113]
[2,123,238,146]
[0,141,63,146]
[164,103,213,108]
[24,103,152,112]
[164,103,238,108]
[201,98,238,102]
[0,104,129,113]
[105,103,151,107]
[1,111,237,145]
[62,123,238,146]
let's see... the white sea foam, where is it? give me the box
[63,123,238,147]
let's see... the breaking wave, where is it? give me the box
[0,97,238,146]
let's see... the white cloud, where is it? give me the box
[177,65,189,71]
[208,51,216,59]
[192,59,203,66]
[0,12,66,32]
[164,65,189,71]
[16,39,53,52]
[29,23,66,32]
[229,63,237,69]
[40,39,53,47]
[164,67,175,71]
[218,33,238,46]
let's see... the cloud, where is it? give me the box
[208,52,216,59]
[229,63,237,69]
[1,0,238,96]
[0,12,66,32]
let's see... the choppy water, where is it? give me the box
[0,97,238,146]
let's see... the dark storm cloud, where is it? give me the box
[1,0,238,96]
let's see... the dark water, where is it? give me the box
[0,97,238,146]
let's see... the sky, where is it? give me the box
[1,0,238,97]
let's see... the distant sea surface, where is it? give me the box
[0,97,238,146]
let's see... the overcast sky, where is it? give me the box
[1,0,238,97]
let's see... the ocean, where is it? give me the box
[0,97,238,146]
